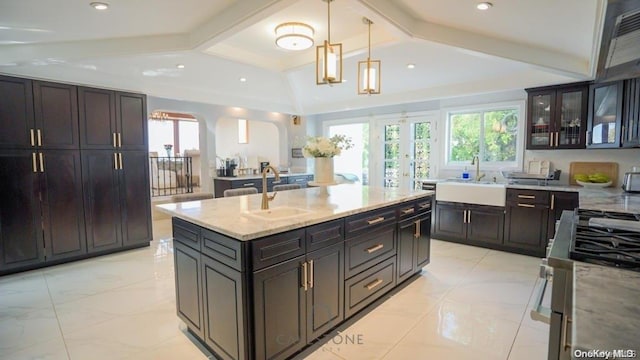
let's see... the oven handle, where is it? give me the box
[529,278,551,324]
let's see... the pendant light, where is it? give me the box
[358,17,381,95]
[316,0,342,85]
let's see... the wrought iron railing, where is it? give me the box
[149,156,193,197]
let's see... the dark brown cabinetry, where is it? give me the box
[33,81,80,149]
[78,87,148,151]
[0,75,35,149]
[433,202,504,246]
[0,150,85,272]
[504,189,553,257]
[526,82,588,149]
[397,211,431,284]
[587,81,624,148]
[547,191,579,240]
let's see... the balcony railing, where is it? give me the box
[149,156,194,197]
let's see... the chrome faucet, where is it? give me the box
[471,155,485,182]
[261,165,280,210]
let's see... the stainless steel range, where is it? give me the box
[531,208,640,360]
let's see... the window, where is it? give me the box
[148,119,199,155]
[446,105,521,168]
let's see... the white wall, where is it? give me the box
[215,118,281,168]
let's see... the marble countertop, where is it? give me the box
[157,184,433,241]
[215,172,313,181]
[572,262,640,355]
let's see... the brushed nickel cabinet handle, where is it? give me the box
[30,129,35,147]
[243,183,255,187]
[301,262,308,291]
[517,203,535,208]
[551,194,555,210]
[517,195,535,199]
[467,210,471,224]
[114,153,118,170]
[366,244,384,254]
[414,220,420,238]
[113,133,117,148]
[309,260,314,289]
[32,153,37,173]
[402,208,415,215]
[367,217,385,225]
[118,153,123,170]
[365,278,383,291]
[37,129,42,146]
[555,132,559,147]
[39,153,44,172]
[463,210,468,224]
[549,132,553,146]
[118,132,122,147]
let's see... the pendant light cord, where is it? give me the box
[327,0,331,43]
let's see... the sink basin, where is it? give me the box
[244,206,314,220]
[436,182,506,206]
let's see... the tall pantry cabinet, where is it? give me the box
[0,75,152,274]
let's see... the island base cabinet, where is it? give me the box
[306,242,344,341]
[253,255,307,360]
[174,241,204,338]
[345,256,396,318]
[415,211,432,269]
[397,211,432,284]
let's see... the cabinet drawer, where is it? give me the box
[345,256,396,318]
[397,197,433,220]
[306,219,344,253]
[345,207,396,237]
[173,217,201,250]
[251,229,305,271]
[201,229,245,271]
[345,224,395,278]
[506,189,549,206]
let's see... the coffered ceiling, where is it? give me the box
[0,0,606,115]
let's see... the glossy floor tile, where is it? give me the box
[0,219,549,360]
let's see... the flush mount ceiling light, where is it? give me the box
[90,2,109,10]
[407,63,416,69]
[357,17,381,95]
[275,22,314,51]
[476,2,493,10]
[316,0,342,85]
[239,77,247,82]
[176,64,185,69]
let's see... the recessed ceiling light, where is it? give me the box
[176,64,185,69]
[90,2,109,10]
[239,77,247,82]
[407,63,416,69]
[476,2,493,10]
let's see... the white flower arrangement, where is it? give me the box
[302,135,354,158]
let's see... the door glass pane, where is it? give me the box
[383,124,400,188]
[412,122,431,190]
[483,110,517,162]
[559,91,582,146]
[530,94,552,147]
[591,85,618,145]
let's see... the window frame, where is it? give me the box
[441,101,525,171]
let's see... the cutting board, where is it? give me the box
[569,162,618,186]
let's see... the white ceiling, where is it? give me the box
[0,0,606,115]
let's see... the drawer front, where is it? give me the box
[345,224,395,278]
[251,229,306,271]
[415,197,433,214]
[287,175,312,187]
[345,207,397,237]
[507,189,549,205]
[173,217,201,250]
[306,219,344,253]
[201,228,245,271]
[396,201,417,220]
[345,256,396,318]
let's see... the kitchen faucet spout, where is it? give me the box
[261,165,280,210]
[471,155,485,182]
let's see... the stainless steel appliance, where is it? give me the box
[531,208,640,360]
[622,172,640,192]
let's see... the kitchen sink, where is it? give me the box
[436,181,506,206]
[244,206,314,220]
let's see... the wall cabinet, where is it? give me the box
[622,77,640,147]
[433,202,504,246]
[526,82,588,149]
[0,75,35,149]
[587,81,624,148]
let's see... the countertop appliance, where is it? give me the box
[622,171,640,192]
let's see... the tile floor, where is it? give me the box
[0,219,549,360]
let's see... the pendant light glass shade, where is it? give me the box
[316,0,342,85]
[358,18,381,95]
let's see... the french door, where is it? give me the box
[381,114,435,191]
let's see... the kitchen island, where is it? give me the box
[158,184,433,360]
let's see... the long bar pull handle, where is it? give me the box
[517,195,535,199]
[114,153,118,170]
[549,132,553,146]
[467,210,471,224]
[366,244,384,254]
[414,220,420,238]
[118,132,122,147]
[517,203,536,208]
[402,208,415,215]
[39,153,44,172]
[550,194,555,210]
[32,153,38,173]
[367,217,385,225]
[30,129,35,147]
[301,262,308,291]
[37,129,42,146]
[365,278,383,291]
[309,260,314,289]
[555,132,559,147]
[118,153,123,170]
[113,133,117,148]
[243,183,255,187]
[464,210,468,223]
[561,315,572,351]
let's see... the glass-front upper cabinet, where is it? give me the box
[587,81,623,148]
[526,82,588,150]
